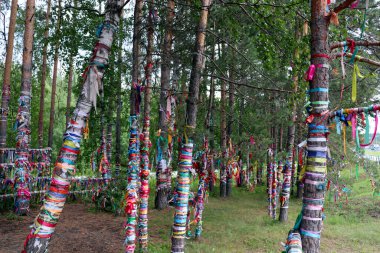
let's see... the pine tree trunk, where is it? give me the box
[37,0,51,148]
[124,0,144,252]
[23,1,122,251]
[115,16,123,177]
[14,0,35,216]
[299,1,334,251]
[138,0,154,250]
[47,0,62,148]
[171,1,212,252]
[155,0,175,210]
[66,58,74,127]
[0,0,18,149]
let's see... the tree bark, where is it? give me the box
[37,0,51,147]
[23,1,122,251]
[171,1,212,252]
[66,59,74,127]
[155,0,175,210]
[115,15,123,177]
[129,0,143,115]
[219,43,227,198]
[226,53,235,196]
[138,0,154,250]
[0,0,18,148]
[279,16,300,222]
[47,0,62,148]
[14,0,35,216]
[206,34,216,192]
[124,0,144,252]
[298,1,331,251]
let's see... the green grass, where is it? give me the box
[146,178,380,253]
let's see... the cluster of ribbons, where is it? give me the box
[155,135,169,192]
[283,230,302,253]
[138,117,151,249]
[124,115,140,253]
[190,137,209,238]
[171,142,193,252]
[21,10,119,251]
[280,158,292,210]
[14,94,32,215]
[267,156,278,219]
[332,106,380,154]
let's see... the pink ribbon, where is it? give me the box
[350,0,360,9]
[305,65,316,81]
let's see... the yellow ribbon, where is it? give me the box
[352,62,377,102]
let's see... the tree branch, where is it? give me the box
[330,40,380,50]
[332,52,380,67]
[207,74,293,93]
[333,0,357,14]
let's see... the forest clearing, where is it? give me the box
[0,0,380,252]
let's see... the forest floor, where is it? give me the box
[1,168,380,253]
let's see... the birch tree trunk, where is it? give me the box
[37,0,51,147]
[171,1,212,252]
[23,1,123,251]
[14,0,35,216]
[0,0,18,148]
[47,0,62,148]
[65,59,74,127]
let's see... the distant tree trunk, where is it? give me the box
[0,0,18,148]
[115,15,123,177]
[279,16,300,222]
[138,0,154,250]
[124,0,143,252]
[206,36,215,192]
[37,0,51,147]
[226,63,235,196]
[171,1,212,251]
[219,44,227,198]
[66,58,74,127]
[155,0,175,210]
[47,0,62,148]
[23,1,123,251]
[13,0,35,216]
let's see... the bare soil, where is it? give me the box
[0,203,126,253]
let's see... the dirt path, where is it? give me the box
[0,203,126,253]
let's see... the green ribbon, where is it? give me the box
[365,112,370,143]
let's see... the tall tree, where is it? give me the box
[13,0,35,216]
[66,59,74,127]
[219,44,227,197]
[47,0,62,148]
[138,0,154,250]
[279,16,301,222]
[171,0,212,251]
[23,1,123,251]
[115,14,123,176]
[124,0,143,252]
[226,54,235,196]
[155,0,175,210]
[0,0,18,148]
[37,0,51,147]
